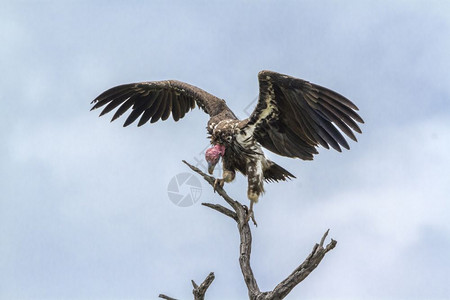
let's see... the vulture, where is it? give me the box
[91,70,363,219]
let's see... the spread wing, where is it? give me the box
[242,70,364,160]
[91,80,236,127]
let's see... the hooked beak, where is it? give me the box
[208,161,217,175]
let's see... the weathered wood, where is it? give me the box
[160,161,337,299]
[201,203,237,221]
[159,272,215,300]
[192,272,215,300]
[158,294,178,300]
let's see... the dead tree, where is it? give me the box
[159,161,337,300]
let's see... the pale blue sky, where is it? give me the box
[1,1,449,299]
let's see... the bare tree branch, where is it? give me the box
[159,272,215,300]
[182,160,238,209]
[192,272,215,300]
[162,161,337,299]
[201,203,237,221]
[267,230,337,299]
[183,160,261,295]
[158,294,178,300]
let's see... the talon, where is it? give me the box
[244,201,258,226]
[213,178,224,192]
[244,214,250,224]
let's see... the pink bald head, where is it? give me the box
[205,144,225,174]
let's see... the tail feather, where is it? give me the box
[263,161,296,183]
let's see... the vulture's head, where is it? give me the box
[205,144,226,174]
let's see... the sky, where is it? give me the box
[1,1,449,299]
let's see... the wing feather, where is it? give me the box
[99,96,131,117]
[111,98,135,122]
[161,92,173,121]
[320,93,364,124]
[316,103,357,141]
[93,84,133,105]
[150,91,167,123]
[316,85,359,110]
[243,70,363,160]
[171,93,181,121]
[138,108,154,127]
[124,103,146,127]
[91,80,236,127]
[178,94,187,119]
[96,90,135,114]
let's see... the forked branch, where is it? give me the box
[159,272,215,300]
[178,160,337,300]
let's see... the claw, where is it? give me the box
[213,178,224,192]
[244,201,258,226]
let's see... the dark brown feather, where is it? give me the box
[314,84,359,110]
[111,98,134,122]
[91,80,236,127]
[151,92,167,123]
[91,83,133,104]
[243,70,363,160]
[123,104,146,127]
[138,108,154,127]
[263,161,296,183]
[177,94,187,119]
[161,92,172,121]
[316,102,357,141]
[99,95,130,117]
[171,94,181,121]
[320,93,364,124]
[92,89,134,112]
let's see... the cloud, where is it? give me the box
[1,1,450,299]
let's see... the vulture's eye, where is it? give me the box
[226,136,232,142]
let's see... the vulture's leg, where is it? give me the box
[245,160,264,226]
[213,168,235,192]
[245,200,258,226]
